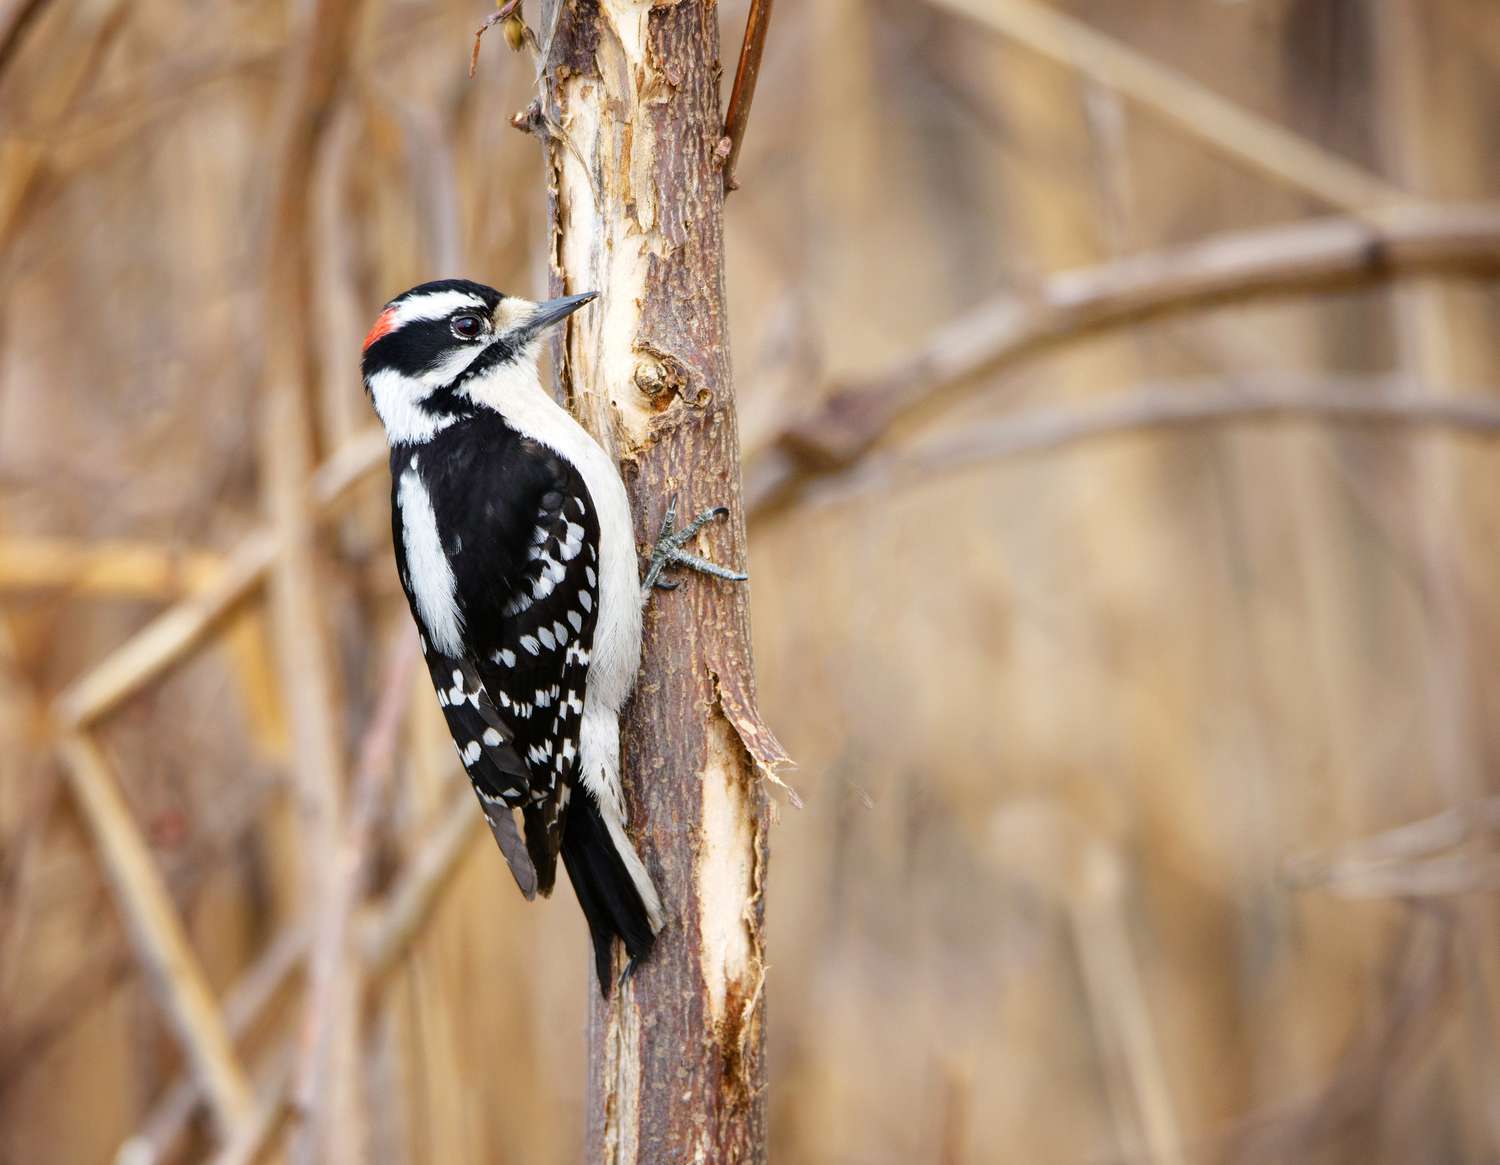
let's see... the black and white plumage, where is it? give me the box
[361,278,665,993]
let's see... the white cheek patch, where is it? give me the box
[367,369,460,443]
[366,347,488,444]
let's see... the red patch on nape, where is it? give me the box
[362,306,398,352]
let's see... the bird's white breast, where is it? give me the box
[458,357,643,712]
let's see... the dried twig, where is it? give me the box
[922,0,1410,217]
[1207,914,1448,1164]
[256,2,367,1161]
[56,733,253,1137]
[204,1056,294,1165]
[0,537,223,599]
[469,0,523,78]
[989,805,1183,1165]
[0,0,49,81]
[117,921,311,1165]
[0,0,128,255]
[1294,854,1500,899]
[52,428,384,729]
[358,788,484,981]
[805,377,1500,507]
[746,206,1500,518]
[1284,797,1500,900]
[719,0,774,192]
[292,631,419,1130]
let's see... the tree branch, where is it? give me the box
[357,788,483,981]
[802,377,1500,506]
[117,921,311,1165]
[719,0,773,192]
[922,0,1410,216]
[747,206,1500,518]
[55,733,253,1137]
[543,0,777,1157]
[52,427,384,729]
[292,630,418,1138]
[0,537,223,599]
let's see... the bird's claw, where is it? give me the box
[641,494,748,594]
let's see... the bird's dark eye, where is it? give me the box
[451,312,485,340]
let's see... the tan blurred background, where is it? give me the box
[4,0,1500,1162]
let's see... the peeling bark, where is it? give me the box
[537,1,781,1160]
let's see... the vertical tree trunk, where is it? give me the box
[538,2,787,1161]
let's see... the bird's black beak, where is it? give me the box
[527,291,597,333]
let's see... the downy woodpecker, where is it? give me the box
[361,279,744,994]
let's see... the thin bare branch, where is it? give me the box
[922,0,1410,216]
[358,788,483,981]
[747,206,1500,518]
[469,0,523,79]
[719,0,774,192]
[1283,797,1500,902]
[118,921,311,1165]
[0,0,47,80]
[0,537,223,598]
[806,377,1500,506]
[0,0,128,255]
[293,631,419,1130]
[256,2,367,1160]
[52,428,385,729]
[205,1057,294,1165]
[1296,853,1500,899]
[56,733,253,1137]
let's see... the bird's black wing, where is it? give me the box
[421,647,540,895]
[411,418,602,896]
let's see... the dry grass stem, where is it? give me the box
[53,429,385,730]
[56,733,253,1137]
[292,631,419,1135]
[119,922,313,1165]
[923,0,1411,216]
[358,789,484,981]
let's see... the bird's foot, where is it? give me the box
[642,495,749,595]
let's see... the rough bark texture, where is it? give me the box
[538,1,786,1161]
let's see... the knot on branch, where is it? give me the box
[634,344,708,411]
[510,100,547,138]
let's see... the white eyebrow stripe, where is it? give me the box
[389,290,488,329]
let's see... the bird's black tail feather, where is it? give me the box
[561,791,660,996]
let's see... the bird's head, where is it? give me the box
[360,278,596,443]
